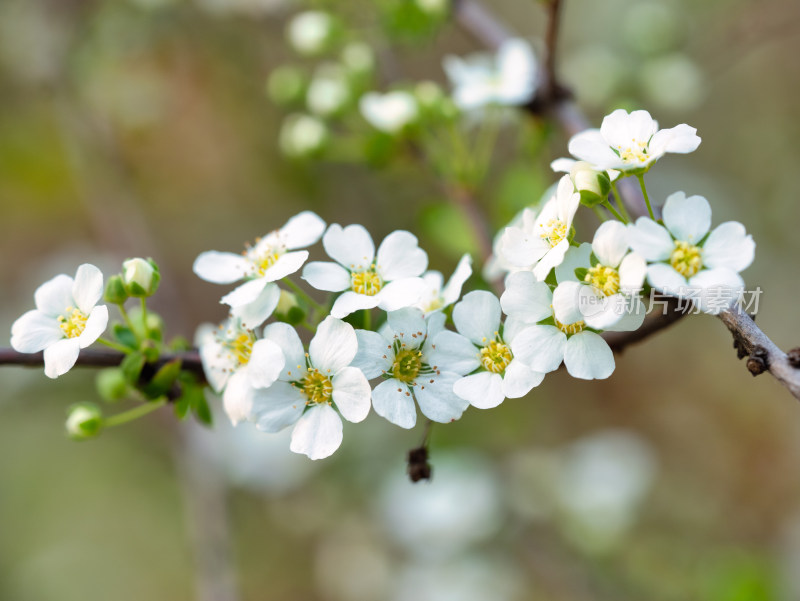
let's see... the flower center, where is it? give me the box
[584,264,620,296]
[391,348,422,383]
[555,318,585,336]
[480,339,513,375]
[226,332,255,365]
[539,219,567,248]
[255,251,281,275]
[58,307,87,339]
[670,240,703,277]
[351,269,383,296]
[301,368,333,405]
[617,140,649,164]
[422,296,444,314]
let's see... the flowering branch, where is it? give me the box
[453,0,800,401]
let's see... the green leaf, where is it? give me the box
[191,389,213,426]
[574,267,589,281]
[590,253,600,267]
[143,359,182,399]
[173,395,191,420]
[120,352,145,385]
[112,323,137,349]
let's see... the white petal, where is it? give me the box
[568,129,621,170]
[499,226,549,268]
[500,271,553,323]
[532,240,570,281]
[453,290,501,345]
[453,372,505,409]
[43,338,81,379]
[248,338,285,388]
[628,218,674,261]
[34,274,73,316]
[351,330,393,379]
[263,322,306,381]
[199,338,233,393]
[563,331,614,380]
[193,251,250,284]
[603,296,647,332]
[280,210,326,249]
[376,277,427,312]
[72,264,104,315]
[502,360,544,398]
[647,263,688,295]
[510,325,566,373]
[702,222,755,272]
[77,305,108,348]
[330,291,381,318]
[290,404,344,460]
[10,310,62,353]
[552,281,584,325]
[309,316,358,373]
[688,268,745,314]
[650,123,701,156]
[619,253,647,293]
[323,223,375,271]
[372,379,417,429]
[662,192,711,243]
[229,283,280,329]
[223,370,256,425]
[386,307,427,347]
[221,278,268,308]
[261,251,309,282]
[332,366,371,423]
[583,293,628,330]
[252,381,306,432]
[302,261,350,292]
[415,371,471,423]
[555,243,592,283]
[428,331,481,375]
[592,221,629,267]
[441,253,473,306]
[550,157,576,173]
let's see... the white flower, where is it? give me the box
[193,211,326,328]
[432,291,544,410]
[498,175,580,280]
[306,64,350,117]
[11,264,109,379]
[351,308,471,428]
[416,253,472,315]
[250,317,371,460]
[196,318,285,425]
[359,91,419,134]
[279,114,328,158]
[286,10,333,56]
[628,191,755,314]
[122,257,159,296]
[567,108,701,173]
[443,38,538,111]
[554,222,647,330]
[302,224,428,318]
[502,272,615,380]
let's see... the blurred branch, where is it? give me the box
[453,0,800,401]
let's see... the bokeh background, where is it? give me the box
[2,0,800,599]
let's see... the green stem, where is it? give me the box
[117,303,137,338]
[637,174,655,220]
[140,297,148,334]
[609,180,632,223]
[601,200,625,222]
[104,398,166,428]
[97,337,133,354]
[591,205,608,222]
[362,309,372,331]
[284,278,326,313]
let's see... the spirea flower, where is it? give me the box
[502,272,615,380]
[11,264,109,379]
[196,318,285,425]
[567,109,701,173]
[498,175,580,280]
[250,317,371,460]
[306,64,350,117]
[416,253,472,315]
[302,224,428,318]
[351,308,471,428]
[432,291,544,410]
[443,38,538,111]
[286,11,334,56]
[628,191,755,313]
[359,91,419,134]
[193,211,326,328]
[279,114,329,158]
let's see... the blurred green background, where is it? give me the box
[2,0,800,599]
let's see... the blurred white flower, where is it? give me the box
[279,113,329,158]
[306,64,350,117]
[359,91,419,134]
[286,10,334,56]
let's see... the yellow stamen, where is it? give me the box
[301,369,333,405]
[58,307,87,339]
[670,240,703,277]
[584,264,621,296]
[351,269,383,296]
[227,332,255,365]
[617,139,649,164]
[392,348,422,383]
[555,319,585,336]
[480,339,513,375]
[540,219,568,248]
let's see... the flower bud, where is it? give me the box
[104,274,128,304]
[267,66,306,107]
[279,113,329,158]
[416,0,448,17]
[275,290,305,325]
[66,403,103,440]
[341,42,375,77]
[414,81,445,111]
[306,64,350,117]
[96,368,128,402]
[569,161,611,207]
[286,11,335,56]
[122,258,160,297]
